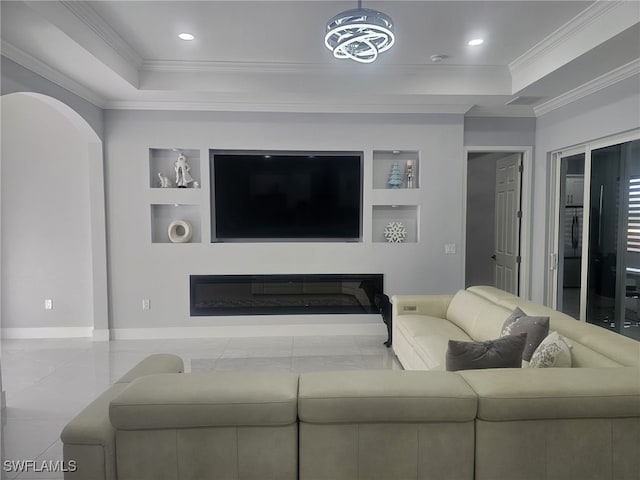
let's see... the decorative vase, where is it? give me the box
[168,220,193,243]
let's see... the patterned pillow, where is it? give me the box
[528,331,572,368]
[446,333,527,371]
[501,307,550,366]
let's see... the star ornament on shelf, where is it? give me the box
[384,221,407,243]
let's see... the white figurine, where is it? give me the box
[405,160,414,189]
[158,172,171,188]
[174,153,194,188]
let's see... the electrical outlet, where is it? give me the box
[44,299,53,310]
[142,299,150,310]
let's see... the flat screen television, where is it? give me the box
[211,151,363,242]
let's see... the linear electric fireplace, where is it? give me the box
[190,274,383,316]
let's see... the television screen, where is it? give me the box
[212,151,362,241]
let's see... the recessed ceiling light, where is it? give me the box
[178,33,195,41]
[430,54,448,63]
[468,38,484,46]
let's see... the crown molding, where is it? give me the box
[141,59,506,78]
[106,99,473,115]
[142,60,329,74]
[59,0,143,68]
[534,58,640,117]
[1,41,107,108]
[509,1,625,73]
[465,105,536,118]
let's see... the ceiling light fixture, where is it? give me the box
[325,0,395,64]
[468,38,484,46]
[178,33,195,41]
[430,54,448,63]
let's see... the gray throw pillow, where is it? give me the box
[445,333,527,372]
[500,307,550,365]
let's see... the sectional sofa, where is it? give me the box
[62,286,640,480]
[392,285,640,480]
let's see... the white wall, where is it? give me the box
[533,74,640,303]
[104,110,465,331]
[1,94,94,329]
[1,56,103,141]
[464,117,536,147]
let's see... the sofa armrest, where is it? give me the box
[391,294,454,319]
[61,383,128,480]
[459,367,640,421]
[61,354,184,480]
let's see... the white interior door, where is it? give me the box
[494,153,522,294]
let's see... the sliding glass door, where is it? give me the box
[556,152,585,320]
[551,134,640,340]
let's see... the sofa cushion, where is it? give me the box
[446,333,527,371]
[396,314,470,342]
[528,331,572,368]
[500,307,550,365]
[396,314,472,370]
[413,329,472,371]
[446,290,512,341]
[298,370,477,424]
[110,372,299,430]
[446,290,491,335]
[459,367,640,421]
[490,292,640,367]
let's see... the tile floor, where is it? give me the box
[0,335,400,479]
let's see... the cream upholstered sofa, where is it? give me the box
[62,285,640,480]
[392,285,640,480]
[63,358,478,480]
[392,285,640,371]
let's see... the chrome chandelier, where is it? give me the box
[324,1,395,64]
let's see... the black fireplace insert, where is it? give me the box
[190,274,383,316]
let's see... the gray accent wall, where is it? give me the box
[4,52,637,333]
[104,110,465,329]
[533,74,640,303]
[464,117,536,147]
[1,56,104,141]
[1,94,95,329]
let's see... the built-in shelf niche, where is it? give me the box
[150,204,201,243]
[149,148,201,189]
[372,205,419,243]
[372,150,419,190]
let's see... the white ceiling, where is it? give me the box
[2,1,639,115]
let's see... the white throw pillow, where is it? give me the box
[527,331,572,368]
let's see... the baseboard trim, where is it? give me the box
[92,328,110,341]
[111,323,386,340]
[1,327,93,339]
[0,323,387,340]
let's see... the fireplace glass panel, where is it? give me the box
[190,274,383,316]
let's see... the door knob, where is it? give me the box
[491,255,497,260]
